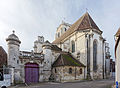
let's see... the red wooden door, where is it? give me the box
[25,63,39,83]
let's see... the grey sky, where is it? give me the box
[0,0,119,59]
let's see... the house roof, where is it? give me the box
[52,12,102,44]
[115,28,120,58]
[115,35,120,58]
[0,46,7,55]
[115,28,120,37]
[52,52,85,67]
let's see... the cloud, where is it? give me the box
[0,0,69,51]
[0,0,117,59]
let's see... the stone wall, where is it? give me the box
[20,57,44,83]
[55,29,105,80]
[52,66,85,82]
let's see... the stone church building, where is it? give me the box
[53,12,111,79]
[6,12,111,84]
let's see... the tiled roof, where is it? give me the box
[115,35,120,58]
[51,45,62,51]
[52,52,85,67]
[115,28,120,37]
[52,12,102,44]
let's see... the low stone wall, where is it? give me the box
[52,66,85,82]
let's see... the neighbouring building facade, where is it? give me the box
[115,28,120,83]
[0,46,7,81]
[0,46,7,68]
[110,59,115,77]
[5,12,111,84]
[105,42,111,78]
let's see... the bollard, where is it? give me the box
[116,81,118,88]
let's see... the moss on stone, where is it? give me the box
[62,54,80,66]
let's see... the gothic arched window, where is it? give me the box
[93,40,97,72]
[71,41,75,53]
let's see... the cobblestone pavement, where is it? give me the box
[8,78,115,88]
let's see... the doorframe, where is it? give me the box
[24,62,39,83]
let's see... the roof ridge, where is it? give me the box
[86,12,92,28]
[52,12,102,44]
[74,13,87,31]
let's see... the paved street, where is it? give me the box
[9,78,115,88]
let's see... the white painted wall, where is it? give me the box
[116,40,120,82]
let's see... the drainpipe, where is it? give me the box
[84,67,85,79]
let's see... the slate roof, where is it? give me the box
[43,40,62,51]
[52,12,102,44]
[52,52,85,67]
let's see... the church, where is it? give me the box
[52,12,111,79]
[5,12,111,84]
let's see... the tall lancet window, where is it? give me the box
[71,41,75,53]
[93,40,97,72]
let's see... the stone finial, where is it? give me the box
[12,30,15,34]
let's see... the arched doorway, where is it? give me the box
[25,63,39,83]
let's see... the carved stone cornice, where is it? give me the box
[89,33,94,38]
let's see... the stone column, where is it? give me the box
[86,34,91,79]
[89,33,94,79]
[102,38,106,79]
